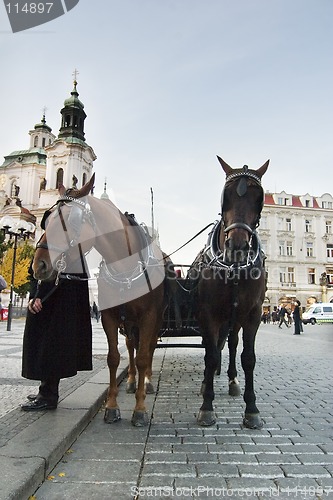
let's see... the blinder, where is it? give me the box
[40,209,52,230]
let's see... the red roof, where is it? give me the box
[264,193,275,205]
[292,195,303,207]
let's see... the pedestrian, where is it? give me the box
[293,299,303,335]
[92,301,100,322]
[20,258,92,411]
[278,305,290,328]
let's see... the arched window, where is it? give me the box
[82,173,87,186]
[42,137,46,147]
[56,168,64,188]
[34,136,38,147]
[64,115,71,127]
[10,180,17,197]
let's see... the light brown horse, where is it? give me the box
[32,175,171,426]
[192,156,269,429]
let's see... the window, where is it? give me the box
[34,136,38,147]
[327,269,333,284]
[279,241,285,256]
[287,267,295,283]
[305,199,310,207]
[42,137,46,147]
[322,201,333,209]
[326,221,332,234]
[10,180,17,197]
[305,219,312,233]
[306,242,314,257]
[308,268,315,284]
[64,115,71,127]
[327,244,333,259]
[279,267,286,283]
[56,168,64,188]
[286,241,293,256]
[278,197,289,205]
[286,218,292,231]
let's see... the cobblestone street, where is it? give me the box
[30,322,333,500]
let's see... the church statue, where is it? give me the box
[40,177,47,190]
[72,174,78,188]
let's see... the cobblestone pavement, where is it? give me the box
[31,322,333,500]
[0,317,123,449]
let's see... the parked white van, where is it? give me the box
[302,303,333,325]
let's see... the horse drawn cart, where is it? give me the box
[157,264,203,349]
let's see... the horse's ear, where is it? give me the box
[256,160,269,178]
[217,156,233,176]
[77,173,95,197]
[58,184,66,196]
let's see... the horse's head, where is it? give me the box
[217,156,269,264]
[32,174,96,281]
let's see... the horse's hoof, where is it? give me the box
[131,410,149,427]
[126,381,136,394]
[145,382,155,394]
[243,413,263,429]
[229,382,241,397]
[104,407,121,423]
[197,410,216,426]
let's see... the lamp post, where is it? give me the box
[0,216,35,331]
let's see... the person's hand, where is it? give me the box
[28,298,42,314]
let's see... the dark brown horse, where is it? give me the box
[192,156,269,429]
[32,175,171,426]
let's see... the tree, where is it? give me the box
[0,242,35,295]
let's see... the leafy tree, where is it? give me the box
[0,242,34,296]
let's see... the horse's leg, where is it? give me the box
[197,325,220,427]
[125,337,137,394]
[144,333,158,395]
[131,333,150,427]
[241,322,263,429]
[227,327,241,397]
[102,311,121,424]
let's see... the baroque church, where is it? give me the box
[0,78,97,235]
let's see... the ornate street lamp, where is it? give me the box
[0,216,35,331]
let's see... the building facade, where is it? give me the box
[259,191,333,310]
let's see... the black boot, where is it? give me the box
[21,378,59,411]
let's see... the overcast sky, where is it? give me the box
[0,0,332,264]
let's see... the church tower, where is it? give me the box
[0,113,55,212]
[39,76,96,208]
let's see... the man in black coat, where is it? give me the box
[21,264,92,411]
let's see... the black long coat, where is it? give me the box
[21,276,93,380]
